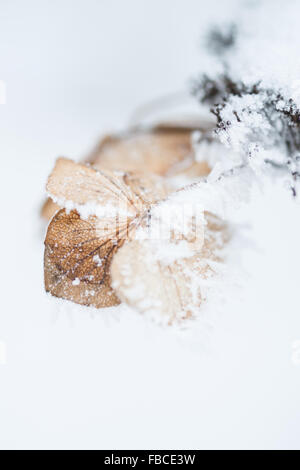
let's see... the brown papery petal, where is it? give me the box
[46,158,142,217]
[121,172,170,205]
[110,213,228,322]
[41,163,171,221]
[110,239,202,322]
[40,198,60,221]
[44,209,127,308]
[41,126,211,221]
[89,128,194,176]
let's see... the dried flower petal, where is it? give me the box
[46,157,141,217]
[44,210,122,307]
[41,126,211,221]
[44,158,169,307]
[41,198,60,221]
[110,212,227,322]
[89,128,193,176]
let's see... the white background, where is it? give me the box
[0,0,300,449]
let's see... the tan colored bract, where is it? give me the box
[41,127,210,221]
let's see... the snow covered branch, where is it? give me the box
[191,1,300,196]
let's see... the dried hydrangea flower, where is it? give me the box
[44,155,228,322]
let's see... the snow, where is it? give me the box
[192,0,300,195]
[1,0,300,450]
[49,195,133,220]
[148,240,197,265]
[92,255,102,267]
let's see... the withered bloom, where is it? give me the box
[43,125,226,322]
[44,157,169,308]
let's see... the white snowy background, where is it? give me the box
[0,0,300,449]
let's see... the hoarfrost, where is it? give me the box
[192,0,300,196]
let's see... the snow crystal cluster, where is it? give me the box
[192,0,300,196]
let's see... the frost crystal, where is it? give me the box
[192,0,300,196]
